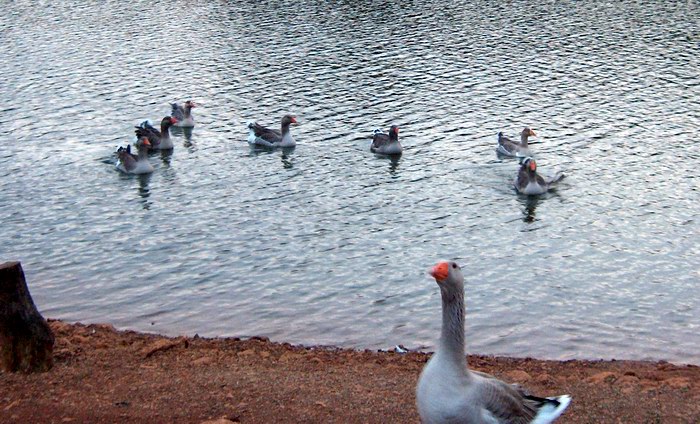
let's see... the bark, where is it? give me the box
[0,261,54,373]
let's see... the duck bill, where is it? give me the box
[429,262,449,282]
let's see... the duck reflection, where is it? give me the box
[136,173,152,210]
[388,154,401,176]
[520,195,540,223]
[158,148,173,167]
[281,147,295,169]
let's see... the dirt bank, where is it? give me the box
[1,320,699,423]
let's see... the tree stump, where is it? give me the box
[0,261,54,373]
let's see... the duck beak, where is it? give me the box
[429,262,449,282]
[529,161,537,171]
[171,117,178,124]
[143,138,151,147]
[291,116,298,125]
[530,130,537,137]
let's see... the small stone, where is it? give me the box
[663,377,691,389]
[193,356,213,366]
[259,351,270,359]
[236,349,255,357]
[586,371,618,384]
[142,339,182,358]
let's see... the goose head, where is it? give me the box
[281,115,298,127]
[520,157,537,174]
[389,125,400,142]
[429,261,464,300]
[521,128,537,138]
[160,116,178,128]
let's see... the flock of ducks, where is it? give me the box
[116,108,564,198]
[115,105,571,422]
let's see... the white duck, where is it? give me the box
[496,128,537,157]
[416,261,571,424]
[247,115,297,147]
[371,125,403,155]
[514,157,565,195]
[116,138,153,174]
[171,100,196,128]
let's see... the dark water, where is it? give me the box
[1,1,699,363]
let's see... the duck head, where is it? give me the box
[161,116,178,129]
[521,157,538,173]
[389,125,400,142]
[429,261,464,299]
[185,100,197,109]
[281,115,298,126]
[522,128,537,138]
[136,137,152,151]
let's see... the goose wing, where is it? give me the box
[249,122,282,143]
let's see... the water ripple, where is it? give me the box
[0,0,698,363]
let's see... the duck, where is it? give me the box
[135,116,178,150]
[116,138,153,174]
[496,128,537,157]
[171,100,196,128]
[416,260,571,424]
[514,157,565,195]
[371,125,402,155]
[247,115,298,147]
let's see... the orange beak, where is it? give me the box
[143,138,151,147]
[291,116,298,124]
[530,129,537,137]
[171,117,178,124]
[529,160,536,171]
[430,262,449,282]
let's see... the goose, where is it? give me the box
[416,261,571,424]
[247,115,297,147]
[171,100,196,128]
[371,125,402,155]
[135,116,178,150]
[496,128,537,157]
[514,157,565,195]
[116,138,153,174]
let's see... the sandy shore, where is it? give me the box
[0,320,698,423]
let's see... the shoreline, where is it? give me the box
[1,320,699,423]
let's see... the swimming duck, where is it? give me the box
[416,260,571,424]
[496,128,537,157]
[135,116,178,150]
[247,115,297,147]
[171,101,196,128]
[371,125,402,155]
[116,138,153,174]
[514,157,565,195]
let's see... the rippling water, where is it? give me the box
[1,1,699,363]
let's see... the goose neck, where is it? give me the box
[439,290,467,367]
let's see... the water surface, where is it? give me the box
[1,0,699,363]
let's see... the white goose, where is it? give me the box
[171,100,196,128]
[247,115,297,148]
[115,138,153,174]
[371,125,403,155]
[416,261,571,424]
[514,157,565,195]
[496,128,537,158]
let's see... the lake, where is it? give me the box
[1,0,698,363]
